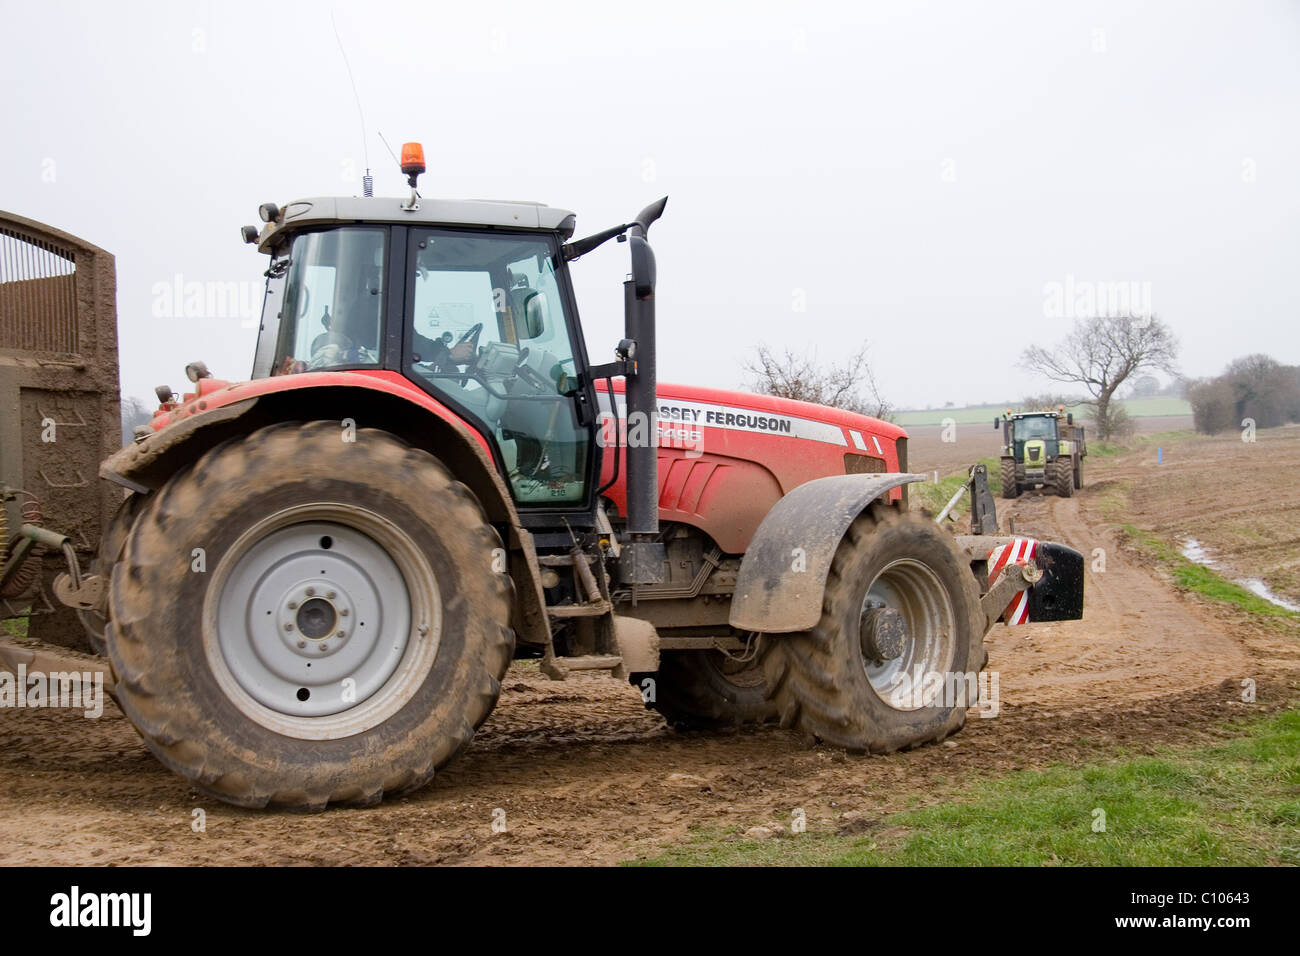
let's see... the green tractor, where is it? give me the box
[997,407,1086,499]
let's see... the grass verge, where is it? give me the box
[1117,524,1299,620]
[911,457,1001,519]
[628,709,1300,866]
[0,616,28,639]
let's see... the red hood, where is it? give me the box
[605,379,908,441]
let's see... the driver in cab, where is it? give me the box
[413,328,476,374]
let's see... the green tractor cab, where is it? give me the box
[996,408,1087,499]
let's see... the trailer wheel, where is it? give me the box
[107,422,514,809]
[999,458,1019,499]
[1073,457,1083,490]
[79,491,144,657]
[1053,457,1074,498]
[760,504,985,753]
[633,649,776,730]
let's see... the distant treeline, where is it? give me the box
[1187,355,1300,434]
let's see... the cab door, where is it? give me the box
[402,228,597,510]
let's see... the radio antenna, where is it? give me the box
[331,9,372,196]
[377,131,401,168]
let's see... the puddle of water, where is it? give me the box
[1179,537,1218,566]
[1178,536,1299,612]
[1240,578,1300,613]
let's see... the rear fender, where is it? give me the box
[728,473,927,633]
[99,387,551,646]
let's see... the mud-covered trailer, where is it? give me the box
[0,211,122,651]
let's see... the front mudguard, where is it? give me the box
[729,473,928,633]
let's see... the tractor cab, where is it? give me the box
[1004,412,1061,469]
[248,197,599,510]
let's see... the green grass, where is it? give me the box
[0,616,27,638]
[1117,523,1299,621]
[896,397,1191,427]
[628,710,1300,866]
[911,457,1001,518]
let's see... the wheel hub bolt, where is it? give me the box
[340,609,349,617]
[288,601,298,610]
[327,590,337,599]
[297,640,306,649]
[306,587,316,596]
[319,643,328,652]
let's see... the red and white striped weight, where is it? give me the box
[987,537,1038,625]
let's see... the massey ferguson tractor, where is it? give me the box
[11,144,1085,809]
[997,408,1087,499]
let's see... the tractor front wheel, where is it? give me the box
[999,458,1019,499]
[760,504,985,753]
[107,422,514,809]
[1052,457,1074,497]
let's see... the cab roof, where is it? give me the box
[254,195,577,254]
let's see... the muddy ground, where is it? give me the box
[0,422,1296,866]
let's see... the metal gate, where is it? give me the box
[1,210,121,649]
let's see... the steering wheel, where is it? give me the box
[457,323,483,350]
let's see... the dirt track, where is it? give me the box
[1,431,1297,865]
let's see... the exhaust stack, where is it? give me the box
[617,197,667,582]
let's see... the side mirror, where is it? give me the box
[628,235,656,300]
[993,418,1000,430]
[522,290,547,338]
[510,287,547,339]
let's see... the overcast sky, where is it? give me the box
[3,0,1297,410]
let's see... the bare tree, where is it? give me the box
[744,342,893,421]
[1020,315,1178,439]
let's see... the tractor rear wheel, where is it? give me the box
[999,458,1019,499]
[760,504,985,753]
[633,649,776,730]
[79,490,144,657]
[1073,457,1083,489]
[1052,457,1074,497]
[107,421,514,809]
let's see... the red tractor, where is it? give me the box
[79,146,1084,808]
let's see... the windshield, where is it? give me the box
[263,227,387,376]
[1014,416,1058,442]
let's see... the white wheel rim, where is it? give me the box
[203,503,441,740]
[860,559,957,711]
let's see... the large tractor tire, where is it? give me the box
[107,422,514,809]
[1073,457,1083,490]
[1052,457,1074,498]
[633,649,776,730]
[760,504,985,753]
[999,458,1019,499]
[79,490,145,657]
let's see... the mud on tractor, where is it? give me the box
[4,146,1086,808]
[997,408,1087,499]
